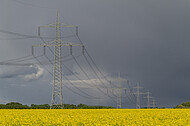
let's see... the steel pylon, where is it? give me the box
[33,10,82,109]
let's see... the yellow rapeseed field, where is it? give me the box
[0,109,190,125]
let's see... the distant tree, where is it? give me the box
[76,104,114,109]
[0,102,114,109]
[64,104,77,109]
[175,102,190,109]
[175,105,185,109]
[181,102,190,108]
[77,104,88,109]
[3,102,30,109]
[31,104,50,109]
[6,102,22,106]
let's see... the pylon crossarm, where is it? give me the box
[38,23,56,27]
[39,24,78,28]
[61,24,78,28]
[33,44,82,47]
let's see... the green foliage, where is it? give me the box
[6,102,22,106]
[175,105,185,109]
[64,104,77,109]
[0,102,114,109]
[175,102,190,108]
[0,102,30,109]
[50,104,64,109]
[181,102,190,108]
[77,104,114,109]
[77,104,88,109]
[31,104,50,109]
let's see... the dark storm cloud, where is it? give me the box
[0,0,189,107]
[74,0,190,107]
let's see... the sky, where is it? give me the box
[0,0,189,108]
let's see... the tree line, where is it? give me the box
[175,102,190,109]
[0,102,114,109]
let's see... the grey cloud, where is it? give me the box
[0,65,44,81]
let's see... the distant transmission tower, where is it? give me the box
[144,90,152,109]
[152,98,156,108]
[111,72,128,108]
[117,72,122,108]
[132,82,145,109]
[32,10,83,109]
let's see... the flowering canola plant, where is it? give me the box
[0,109,190,125]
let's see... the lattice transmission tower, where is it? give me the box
[32,10,83,109]
[131,82,145,109]
[110,72,128,108]
[144,90,152,109]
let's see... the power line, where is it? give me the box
[34,53,104,100]
[0,29,75,40]
[0,37,35,40]
[83,54,108,89]
[131,82,145,109]
[108,72,133,108]
[72,55,115,101]
[0,29,37,38]
[72,55,102,89]
[152,98,157,108]
[0,11,118,106]
[9,0,57,10]
[59,16,116,89]
[33,55,53,76]
[63,63,97,89]
[63,82,100,99]
[63,75,104,99]
[144,90,152,109]
[37,25,109,100]
[34,55,100,100]
[0,55,44,66]
[82,54,119,102]
[43,52,105,99]
[76,35,115,87]
[0,55,32,62]
[124,81,136,106]
[126,81,137,103]
[47,15,117,99]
